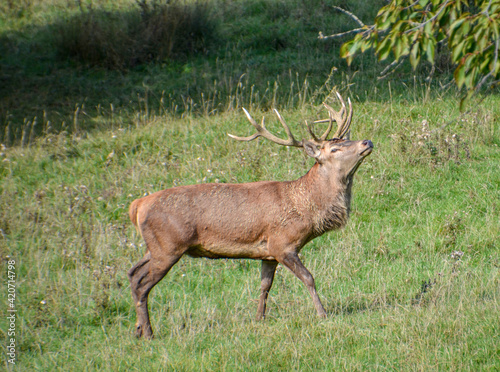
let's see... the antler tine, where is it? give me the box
[312,92,352,140]
[330,91,348,139]
[272,109,303,146]
[227,108,263,142]
[333,93,353,139]
[304,120,320,142]
[339,97,353,139]
[228,108,303,147]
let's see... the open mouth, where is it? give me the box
[360,147,372,156]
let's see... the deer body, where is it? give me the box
[128,94,373,339]
[131,161,353,261]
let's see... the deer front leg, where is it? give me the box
[256,260,278,320]
[280,251,327,318]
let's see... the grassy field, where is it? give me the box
[1,93,499,370]
[1,0,500,371]
[2,0,420,143]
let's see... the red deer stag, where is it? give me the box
[128,93,373,339]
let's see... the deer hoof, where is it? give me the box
[135,324,154,340]
[134,324,143,338]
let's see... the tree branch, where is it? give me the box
[405,0,450,34]
[318,6,370,40]
[475,37,499,91]
[318,29,366,40]
[377,57,407,80]
[331,5,366,27]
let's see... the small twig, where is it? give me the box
[405,0,450,34]
[475,38,499,92]
[488,79,500,87]
[402,0,420,11]
[377,57,407,80]
[331,5,366,27]
[425,64,436,82]
[318,6,370,40]
[318,29,365,40]
[482,0,494,16]
[439,78,455,90]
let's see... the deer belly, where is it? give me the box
[185,239,270,260]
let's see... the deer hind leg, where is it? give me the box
[128,249,182,339]
[256,260,278,321]
[279,251,327,318]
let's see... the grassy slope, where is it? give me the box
[1,0,499,370]
[1,94,499,370]
[1,0,398,142]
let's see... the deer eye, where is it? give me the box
[331,148,338,153]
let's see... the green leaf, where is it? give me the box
[388,8,401,23]
[459,96,467,112]
[376,37,392,61]
[426,38,436,63]
[400,33,410,57]
[449,17,466,47]
[454,63,466,88]
[376,5,390,18]
[349,41,362,56]
[449,8,457,24]
[450,17,467,37]
[474,24,488,50]
[391,32,410,61]
[360,39,372,53]
[464,54,476,70]
[462,19,471,37]
[377,17,393,31]
[340,38,364,65]
[492,19,500,39]
[410,41,421,70]
[464,66,478,90]
[393,36,403,60]
[491,3,500,14]
[376,8,392,30]
[424,20,433,36]
[452,39,466,62]
[437,30,447,42]
[340,41,353,59]
[437,3,450,23]
[479,54,493,73]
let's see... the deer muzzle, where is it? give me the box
[359,140,374,156]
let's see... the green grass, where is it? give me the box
[1,92,499,370]
[1,0,499,370]
[1,0,412,144]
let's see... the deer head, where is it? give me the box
[228,92,373,180]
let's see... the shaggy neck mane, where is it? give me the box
[294,162,355,237]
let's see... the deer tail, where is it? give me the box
[129,199,140,230]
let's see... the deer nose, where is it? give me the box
[362,140,373,148]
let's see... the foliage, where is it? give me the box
[55,0,216,69]
[336,0,500,94]
[0,0,395,145]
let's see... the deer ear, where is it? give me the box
[303,140,322,161]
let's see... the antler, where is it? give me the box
[313,92,353,140]
[228,108,303,147]
[229,93,353,147]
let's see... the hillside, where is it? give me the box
[1,0,499,370]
